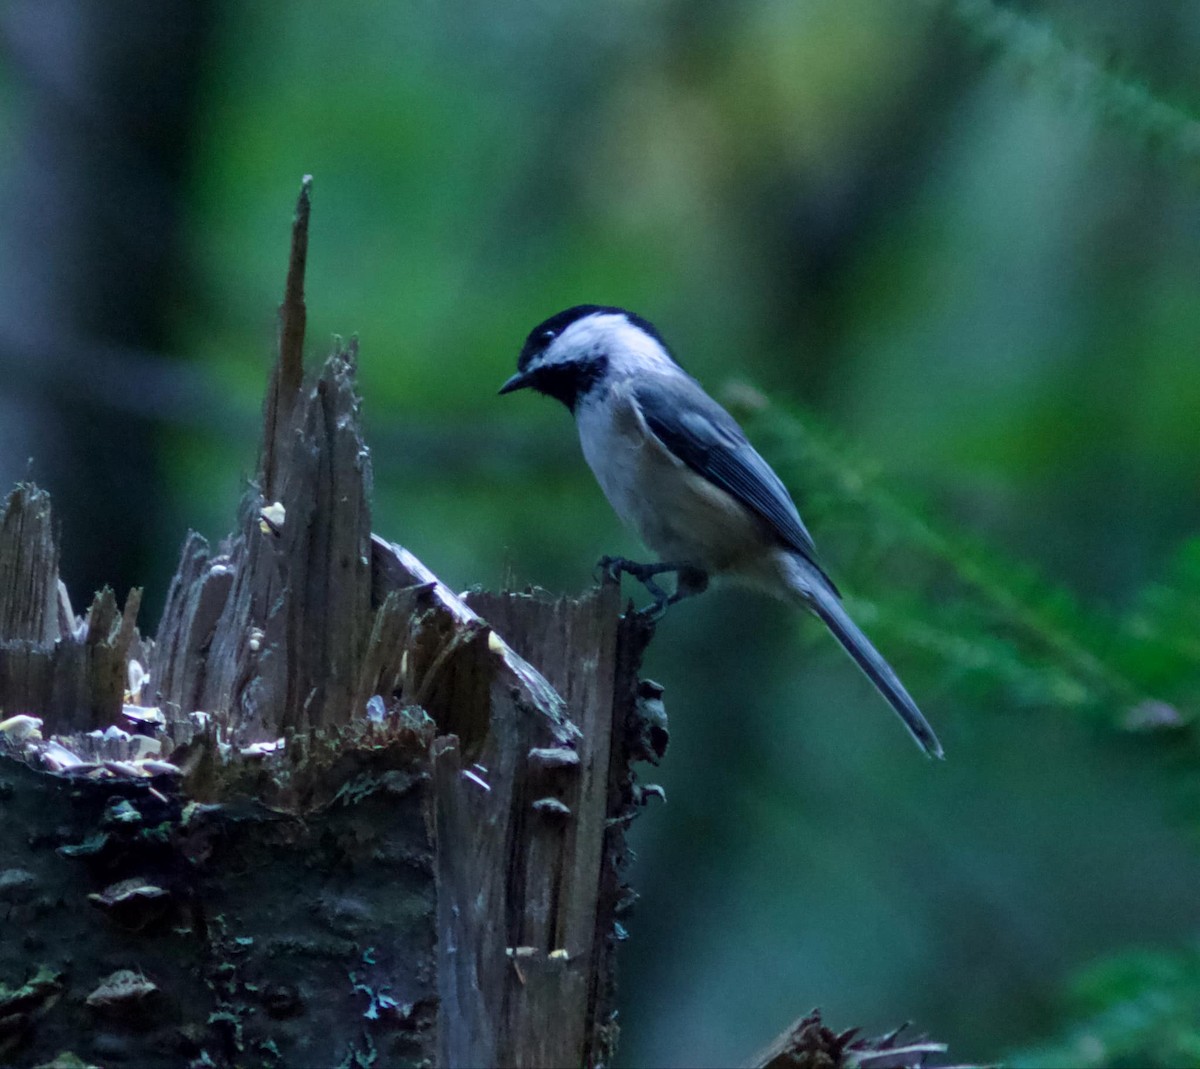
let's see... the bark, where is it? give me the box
[0,717,437,1068]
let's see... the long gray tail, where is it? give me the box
[786,557,944,759]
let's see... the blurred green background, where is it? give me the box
[3,1,1200,1065]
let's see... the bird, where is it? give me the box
[499,304,943,758]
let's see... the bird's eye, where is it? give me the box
[541,329,556,343]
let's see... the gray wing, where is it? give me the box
[634,375,836,590]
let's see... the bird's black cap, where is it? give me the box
[516,305,668,371]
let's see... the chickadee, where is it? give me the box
[500,305,943,758]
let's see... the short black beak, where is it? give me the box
[498,370,532,395]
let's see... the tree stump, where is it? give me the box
[0,180,662,1069]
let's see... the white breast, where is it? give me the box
[574,381,769,572]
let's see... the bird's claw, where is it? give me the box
[595,555,629,584]
[632,782,667,807]
[595,555,700,621]
[594,555,666,585]
[635,596,670,623]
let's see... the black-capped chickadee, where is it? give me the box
[500,305,943,758]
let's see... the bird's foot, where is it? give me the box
[595,555,635,584]
[594,557,708,620]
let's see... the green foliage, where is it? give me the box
[1009,947,1200,1068]
[738,396,1200,1068]
[741,395,1200,727]
[1125,539,1200,702]
[931,0,1200,179]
